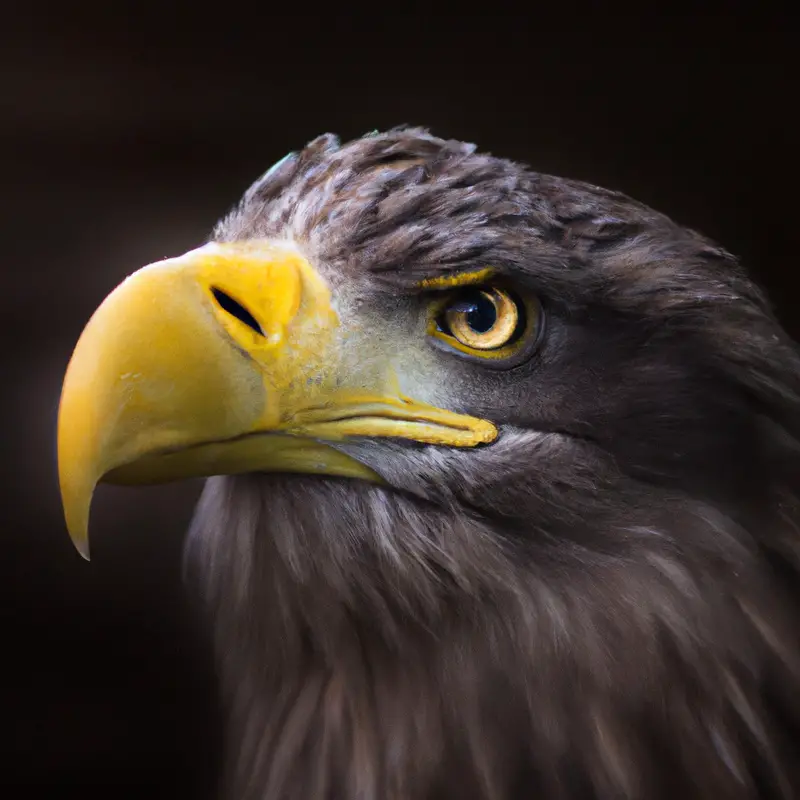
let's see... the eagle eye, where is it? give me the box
[429,284,542,366]
[440,287,521,350]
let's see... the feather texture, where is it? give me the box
[182,128,800,799]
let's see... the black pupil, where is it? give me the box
[456,291,497,334]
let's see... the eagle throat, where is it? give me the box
[183,472,800,800]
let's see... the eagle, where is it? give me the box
[57,128,800,799]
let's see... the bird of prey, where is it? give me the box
[57,128,800,800]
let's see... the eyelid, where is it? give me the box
[416,268,497,291]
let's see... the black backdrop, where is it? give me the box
[2,8,796,797]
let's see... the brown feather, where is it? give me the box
[182,128,800,799]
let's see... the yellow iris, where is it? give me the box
[444,288,520,350]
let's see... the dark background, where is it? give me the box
[2,8,796,797]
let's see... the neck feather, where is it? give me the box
[184,474,800,800]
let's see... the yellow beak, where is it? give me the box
[57,241,496,559]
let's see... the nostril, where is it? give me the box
[211,287,264,336]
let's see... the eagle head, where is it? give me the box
[57,129,800,799]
